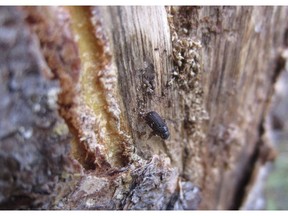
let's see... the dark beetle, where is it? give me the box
[145,111,170,139]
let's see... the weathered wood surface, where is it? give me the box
[0,6,287,210]
[192,6,288,209]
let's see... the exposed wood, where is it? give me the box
[188,6,288,209]
[0,6,287,210]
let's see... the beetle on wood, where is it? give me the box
[145,111,170,140]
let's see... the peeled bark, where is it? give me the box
[0,6,287,210]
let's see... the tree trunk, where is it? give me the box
[0,6,287,210]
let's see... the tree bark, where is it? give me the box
[0,6,287,210]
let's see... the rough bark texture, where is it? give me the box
[0,6,287,210]
[0,6,82,209]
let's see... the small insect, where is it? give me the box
[145,111,170,140]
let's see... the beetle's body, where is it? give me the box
[145,111,170,139]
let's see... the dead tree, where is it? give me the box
[0,6,287,210]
